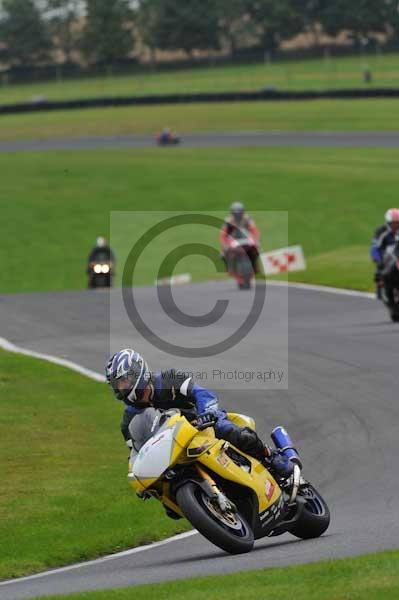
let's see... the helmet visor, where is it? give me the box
[111,374,149,403]
[231,206,244,221]
[111,374,135,400]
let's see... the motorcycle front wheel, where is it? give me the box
[176,482,254,554]
[235,254,253,290]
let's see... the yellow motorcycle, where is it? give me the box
[128,411,330,554]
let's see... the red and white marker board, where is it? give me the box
[260,245,306,275]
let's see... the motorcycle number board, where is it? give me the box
[260,245,306,275]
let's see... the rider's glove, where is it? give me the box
[197,410,219,429]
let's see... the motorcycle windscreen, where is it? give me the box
[132,427,176,482]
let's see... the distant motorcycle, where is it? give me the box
[156,130,181,146]
[223,230,259,290]
[88,259,113,289]
[380,240,399,322]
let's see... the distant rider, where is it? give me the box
[106,349,294,516]
[88,237,114,265]
[220,202,260,272]
[87,237,115,289]
[370,209,399,298]
[158,127,178,144]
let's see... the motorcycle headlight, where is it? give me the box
[101,264,110,274]
[94,264,102,274]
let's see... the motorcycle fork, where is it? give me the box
[195,464,237,513]
[196,464,220,496]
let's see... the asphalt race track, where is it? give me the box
[1,281,399,599]
[3,131,399,153]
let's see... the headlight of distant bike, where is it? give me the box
[101,264,110,274]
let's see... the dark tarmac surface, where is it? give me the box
[1,282,398,598]
[3,131,399,153]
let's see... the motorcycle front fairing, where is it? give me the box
[129,414,198,492]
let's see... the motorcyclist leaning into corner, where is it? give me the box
[106,349,294,518]
[220,202,261,272]
[370,209,399,298]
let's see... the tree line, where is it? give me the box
[0,0,398,69]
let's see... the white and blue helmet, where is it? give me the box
[106,349,152,405]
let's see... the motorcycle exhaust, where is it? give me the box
[271,426,302,469]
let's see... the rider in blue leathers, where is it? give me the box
[370,209,399,297]
[106,349,294,511]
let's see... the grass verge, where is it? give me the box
[2,53,399,105]
[1,98,399,142]
[0,145,384,295]
[0,349,190,580]
[31,550,399,600]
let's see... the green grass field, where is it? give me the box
[1,98,399,142]
[0,145,386,295]
[31,550,399,600]
[2,53,399,106]
[0,349,190,580]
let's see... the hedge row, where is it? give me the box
[1,87,399,115]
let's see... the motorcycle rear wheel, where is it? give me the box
[289,483,330,540]
[176,482,254,554]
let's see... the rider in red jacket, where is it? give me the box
[220,202,260,273]
[220,202,260,247]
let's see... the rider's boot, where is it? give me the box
[214,418,294,479]
[262,446,295,479]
